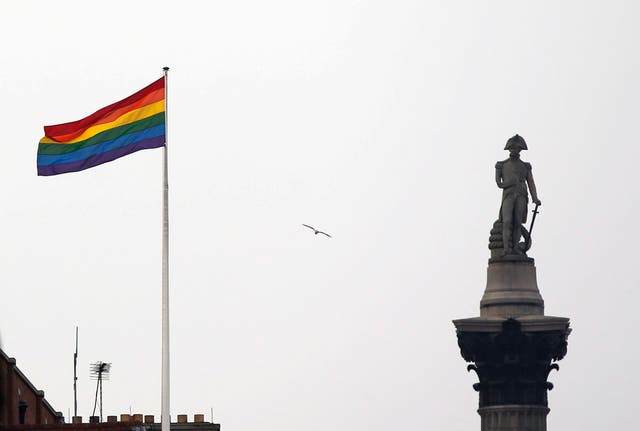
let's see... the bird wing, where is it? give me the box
[302,224,315,231]
[319,231,332,238]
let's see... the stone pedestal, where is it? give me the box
[454,258,570,431]
[480,261,544,317]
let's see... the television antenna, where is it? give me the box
[90,361,111,421]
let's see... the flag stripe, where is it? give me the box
[38,125,165,166]
[38,77,166,176]
[45,88,165,142]
[40,100,165,144]
[43,77,165,140]
[37,136,166,176]
[38,113,165,155]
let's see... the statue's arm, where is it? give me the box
[526,167,541,205]
[495,161,517,188]
[495,162,505,188]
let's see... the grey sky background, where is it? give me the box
[1,1,639,430]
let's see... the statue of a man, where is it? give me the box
[495,135,541,255]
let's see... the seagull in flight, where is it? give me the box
[302,224,332,238]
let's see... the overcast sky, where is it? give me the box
[1,1,639,430]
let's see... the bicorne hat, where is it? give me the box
[504,134,528,150]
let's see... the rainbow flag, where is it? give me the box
[37,77,166,176]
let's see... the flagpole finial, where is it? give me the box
[163,66,170,71]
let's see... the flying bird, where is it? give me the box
[302,224,332,238]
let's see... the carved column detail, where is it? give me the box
[457,319,569,408]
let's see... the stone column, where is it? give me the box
[479,406,549,431]
[453,258,570,431]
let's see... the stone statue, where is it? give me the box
[488,135,541,258]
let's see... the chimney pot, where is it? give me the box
[177,414,188,423]
[107,416,117,423]
[144,415,155,424]
[72,416,83,424]
[89,416,99,423]
[121,414,131,422]
[194,414,205,423]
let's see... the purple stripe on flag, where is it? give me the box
[37,136,165,176]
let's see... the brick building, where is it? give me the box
[0,348,220,431]
[3,415,221,431]
[0,347,65,427]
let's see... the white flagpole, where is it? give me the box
[161,66,171,431]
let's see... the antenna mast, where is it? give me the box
[90,361,111,422]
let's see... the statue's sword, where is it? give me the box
[529,203,540,236]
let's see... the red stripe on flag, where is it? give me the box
[44,77,165,141]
